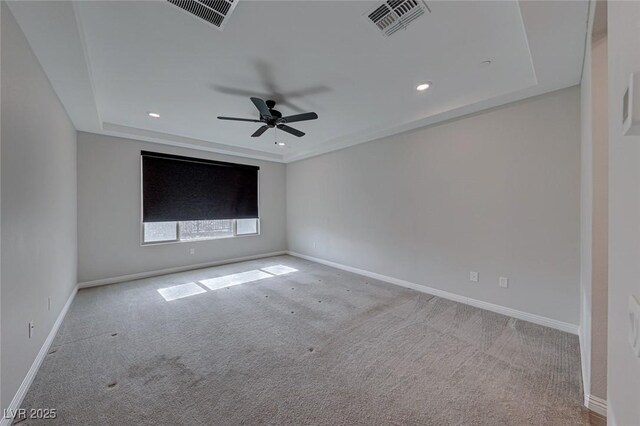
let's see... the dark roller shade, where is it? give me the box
[142,151,259,222]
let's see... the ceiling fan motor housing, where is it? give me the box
[265,100,282,122]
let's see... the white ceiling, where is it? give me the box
[7,1,589,163]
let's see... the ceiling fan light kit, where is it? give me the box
[218,97,318,139]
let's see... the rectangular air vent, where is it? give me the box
[167,0,238,30]
[365,0,430,37]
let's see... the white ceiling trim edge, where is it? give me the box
[71,1,104,129]
[101,122,285,162]
[516,0,538,88]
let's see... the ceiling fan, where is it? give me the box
[218,97,318,138]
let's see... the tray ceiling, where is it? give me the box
[7,1,589,163]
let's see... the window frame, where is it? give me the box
[140,154,260,246]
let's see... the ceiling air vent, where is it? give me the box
[167,0,239,30]
[365,0,430,37]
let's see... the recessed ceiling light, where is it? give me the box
[276,142,286,146]
[416,82,431,91]
[148,112,160,118]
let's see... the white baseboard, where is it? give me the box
[78,251,288,288]
[287,251,579,335]
[585,394,607,417]
[1,285,78,426]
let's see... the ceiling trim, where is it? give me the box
[71,1,103,129]
[102,122,285,162]
[516,0,539,87]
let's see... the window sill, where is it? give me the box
[141,232,260,247]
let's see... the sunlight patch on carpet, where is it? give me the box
[261,265,298,276]
[199,270,273,291]
[157,282,207,301]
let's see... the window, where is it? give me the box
[143,221,178,243]
[141,151,260,245]
[179,219,234,241]
[236,218,259,235]
[143,219,259,244]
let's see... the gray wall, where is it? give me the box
[1,3,77,411]
[287,87,581,325]
[608,2,640,424]
[76,132,287,284]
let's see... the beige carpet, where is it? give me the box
[17,255,591,425]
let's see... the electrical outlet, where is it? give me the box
[470,271,479,282]
[28,321,35,338]
[190,248,195,255]
[499,277,509,288]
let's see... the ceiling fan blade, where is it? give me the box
[251,125,269,137]
[280,112,318,124]
[250,97,273,118]
[218,116,261,123]
[277,124,305,137]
